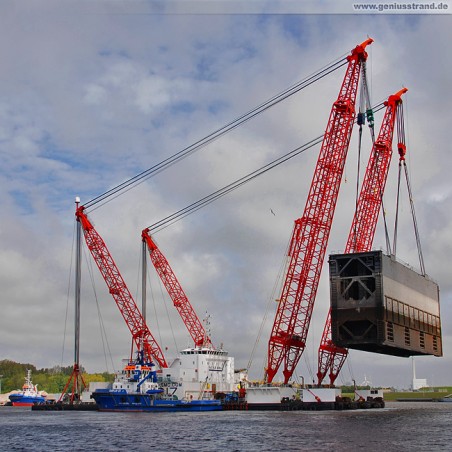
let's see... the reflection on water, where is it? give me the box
[1,401,451,451]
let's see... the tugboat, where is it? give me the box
[9,370,46,406]
[91,351,222,412]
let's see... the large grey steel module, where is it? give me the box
[330,250,442,357]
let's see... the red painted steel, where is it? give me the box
[266,38,373,384]
[317,88,407,386]
[142,228,212,348]
[76,206,168,368]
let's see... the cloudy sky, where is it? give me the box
[1,1,451,389]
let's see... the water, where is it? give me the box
[1,402,451,451]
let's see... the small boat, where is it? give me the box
[91,351,222,412]
[9,370,46,406]
[438,394,452,402]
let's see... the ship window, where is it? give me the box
[404,327,410,346]
[387,322,394,342]
[420,331,425,349]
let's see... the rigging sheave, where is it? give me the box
[316,87,408,386]
[266,38,373,384]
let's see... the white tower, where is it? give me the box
[412,357,428,390]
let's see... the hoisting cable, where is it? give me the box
[84,238,116,373]
[392,102,425,274]
[247,237,290,373]
[351,62,376,250]
[147,101,386,233]
[382,101,405,256]
[83,56,349,211]
[61,221,76,368]
[156,268,179,353]
[393,154,402,257]
[381,94,409,257]
[404,160,426,275]
[148,135,323,232]
[382,183,393,256]
[398,103,425,274]
[393,101,406,258]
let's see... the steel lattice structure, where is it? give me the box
[317,88,407,386]
[142,228,212,348]
[76,206,168,368]
[266,38,373,384]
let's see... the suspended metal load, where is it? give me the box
[316,87,408,386]
[330,250,442,357]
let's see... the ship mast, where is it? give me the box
[58,197,87,403]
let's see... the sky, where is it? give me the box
[1,1,451,390]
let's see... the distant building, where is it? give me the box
[412,357,428,390]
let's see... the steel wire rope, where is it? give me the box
[350,62,375,251]
[84,57,348,212]
[157,268,180,353]
[142,245,179,353]
[147,135,322,232]
[404,161,426,275]
[302,348,316,384]
[61,220,76,368]
[380,96,405,257]
[83,237,116,374]
[147,102,387,233]
[397,97,425,274]
[247,236,291,375]
[149,268,165,354]
[346,352,356,386]
[145,100,386,381]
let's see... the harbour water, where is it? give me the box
[1,402,451,451]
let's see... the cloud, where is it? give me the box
[0,3,450,389]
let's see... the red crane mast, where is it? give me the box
[266,38,373,384]
[317,88,408,386]
[142,228,213,348]
[76,206,168,368]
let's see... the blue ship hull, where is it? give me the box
[92,389,222,412]
[9,394,46,406]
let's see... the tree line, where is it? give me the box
[0,359,114,394]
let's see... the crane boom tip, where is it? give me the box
[360,37,374,49]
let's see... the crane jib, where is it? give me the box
[266,38,373,385]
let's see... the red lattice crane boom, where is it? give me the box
[266,38,373,384]
[76,206,168,368]
[142,228,212,348]
[317,87,408,386]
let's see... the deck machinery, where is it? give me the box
[330,250,442,357]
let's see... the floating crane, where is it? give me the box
[316,87,408,386]
[142,228,213,348]
[266,38,373,384]
[76,205,168,369]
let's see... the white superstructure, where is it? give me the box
[163,346,235,400]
